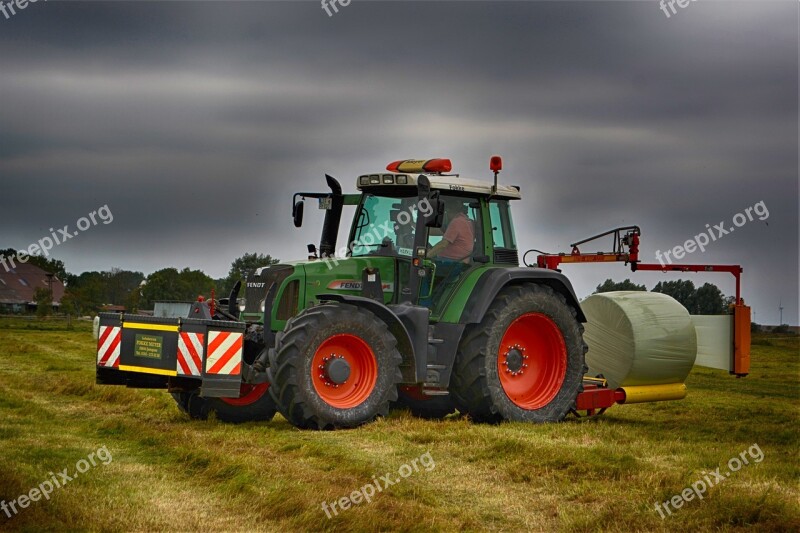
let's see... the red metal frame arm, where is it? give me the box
[632,263,742,304]
[534,229,743,304]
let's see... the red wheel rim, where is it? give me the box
[219,382,270,407]
[497,313,567,410]
[311,334,378,408]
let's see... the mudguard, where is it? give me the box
[316,294,424,383]
[459,267,586,324]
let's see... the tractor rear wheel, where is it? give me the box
[450,283,587,423]
[269,303,403,429]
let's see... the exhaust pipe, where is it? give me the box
[319,174,343,257]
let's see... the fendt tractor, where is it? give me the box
[96,157,751,429]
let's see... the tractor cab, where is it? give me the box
[351,162,521,312]
[292,158,522,315]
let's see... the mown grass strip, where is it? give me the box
[0,328,797,531]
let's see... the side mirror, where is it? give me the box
[293,200,304,228]
[425,192,445,228]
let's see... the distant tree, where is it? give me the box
[178,267,216,300]
[695,283,726,314]
[141,268,186,305]
[594,278,647,293]
[220,253,280,295]
[67,271,107,312]
[63,272,79,288]
[34,287,52,317]
[104,268,145,306]
[652,280,697,312]
[59,291,80,316]
[652,280,730,315]
[141,267,215,308]
[67,269,144,313]
[125,288,140,314]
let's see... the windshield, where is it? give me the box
[350,193,422,257]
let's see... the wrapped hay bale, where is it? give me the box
[582,291,697,389]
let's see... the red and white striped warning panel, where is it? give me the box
[205,331,243,376]
[97,325,121,368]
[177,332,205,377]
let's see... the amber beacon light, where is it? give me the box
[386,158,453,174]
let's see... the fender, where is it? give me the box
[459,267,586,324]
[316,294,423,383]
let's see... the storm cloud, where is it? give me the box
[0,0,796,324]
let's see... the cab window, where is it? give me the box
[489,200,518,263]
[351,193,418,257]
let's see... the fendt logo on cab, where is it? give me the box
[327,280,394,292]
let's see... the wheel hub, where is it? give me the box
[502,344,528,376]
[319,354,350,386]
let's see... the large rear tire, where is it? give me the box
[269,303,402,429]
[450,283,587,423]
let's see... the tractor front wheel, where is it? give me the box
[171,326,277,423]
[450,283,587,423]
[269,303,402,429]
[171,383,277,423]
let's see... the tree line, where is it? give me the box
[594,278,734,315]
[0,248,278,316]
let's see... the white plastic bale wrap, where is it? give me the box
[692,315,733,371]
[581,291,697,389]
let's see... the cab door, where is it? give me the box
[422,196,485,313]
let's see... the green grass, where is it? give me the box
[0,316,92,333]
[0,327,797,532]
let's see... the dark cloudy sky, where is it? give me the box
[0,0,797,325]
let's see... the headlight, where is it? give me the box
[239,302,246,312]
[260,300,266,313]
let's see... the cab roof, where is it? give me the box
[356,173,522,200]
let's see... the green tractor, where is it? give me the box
[97,157,589,429]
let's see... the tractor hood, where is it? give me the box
[300,256,397,302]
[242,263,296,317]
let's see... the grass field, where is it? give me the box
[0,320,797,532]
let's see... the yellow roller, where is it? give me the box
[619,383,687,404]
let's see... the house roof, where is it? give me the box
[0,263,65,305]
